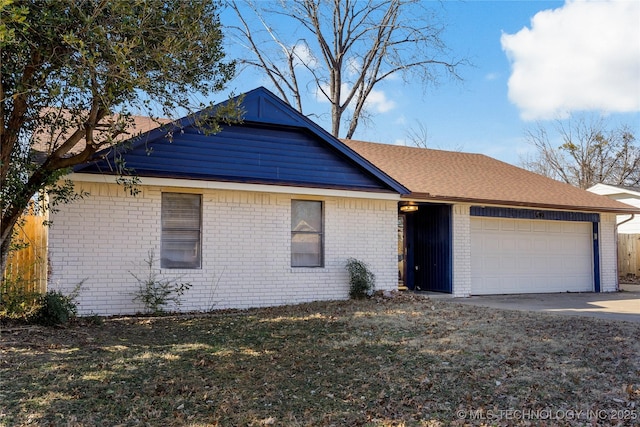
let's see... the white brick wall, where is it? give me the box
[452,204,471,297]
[48,181,398,315]
[599,213,618,292]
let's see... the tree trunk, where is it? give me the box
[331,103,341,137]
[0,214,21,276]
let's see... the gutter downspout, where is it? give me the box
[615,214,635,291]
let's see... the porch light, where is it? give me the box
[400,204,419,213]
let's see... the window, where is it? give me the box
[161,193,202,269]
[291,200,323,267]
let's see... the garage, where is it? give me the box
[470,216,595,295]
[346,139,638,297]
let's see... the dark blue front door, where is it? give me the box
[403,204,452,293]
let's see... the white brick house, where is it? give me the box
[49,179,399,315]
[49,88,407,315]
[48,88,639,315]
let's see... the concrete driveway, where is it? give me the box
[449,284,640,323]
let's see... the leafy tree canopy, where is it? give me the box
[0,0,235,269]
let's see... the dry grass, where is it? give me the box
[1,294,639,426]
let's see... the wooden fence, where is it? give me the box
[3,213,48,294]
[618,234,640,278]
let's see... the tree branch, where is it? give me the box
[228,0,464,138]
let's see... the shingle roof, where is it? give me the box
[343,139,640,214]
[32,111,170,158]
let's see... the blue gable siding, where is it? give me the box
[75,87,407,194]
[239,92,304,126]
[78,122,392,191]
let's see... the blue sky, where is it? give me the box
[218,0,640,165]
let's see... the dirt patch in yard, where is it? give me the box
[620,275,640,285]
[1,293,639,426]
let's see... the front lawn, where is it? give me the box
[1,294,639,426]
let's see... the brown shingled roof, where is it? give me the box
[32,110,170,158]
[343,139,640,214]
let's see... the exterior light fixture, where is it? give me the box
[400,204,419,213]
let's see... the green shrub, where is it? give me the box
[131,251,191,314]
[2,275,83,326]
[0,275,41,321]
[85,313,104,326]
[33,291,78,326]
[346,258,376,299]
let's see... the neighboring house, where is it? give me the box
[587,184,640,233]
[32,109,171,160]
[48,87,640,315]
[588,183,640,277]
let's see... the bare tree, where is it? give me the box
[404,120,430,148]
[227,0,464,139]
[520,116,640,189]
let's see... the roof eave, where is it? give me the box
[403,193,640,215]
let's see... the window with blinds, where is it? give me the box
[161,193,202,269]
[291,200,324,267]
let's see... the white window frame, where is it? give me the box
[291,200,324,268]
[161,192,202,269]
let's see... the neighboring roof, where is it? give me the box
[32,109,171,157]
[588,183,640,199]
[75,87,408,194]
[343,139,640,214]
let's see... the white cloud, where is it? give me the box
[315,84,396,114]
[485,72,500,81]
[292,42,319,69]
[364,89,396,113]
[394,115,407,126]
[314,82,346,104]
[346,57,361,77]
[501,0,640,120]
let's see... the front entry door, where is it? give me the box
[398,215,406,288]
[403,204,452,293]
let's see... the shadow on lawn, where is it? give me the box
[1,298,639,426]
